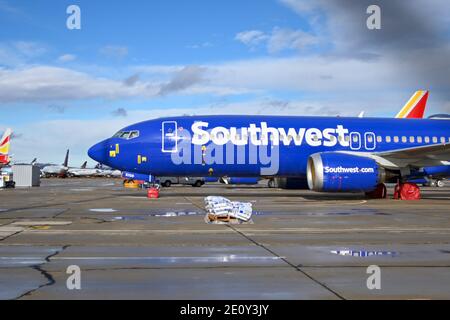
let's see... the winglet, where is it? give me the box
[396,90,429,119]
[0,128,12,164]
[0,128,12,153]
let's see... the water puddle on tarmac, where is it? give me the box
[331,249,398,257]
[112,211,201,221]
[258,208,389,216]
[89,208,118,213]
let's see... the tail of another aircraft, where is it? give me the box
[81,161,87,169]
[63,149,70,167]
[0,128,12,165]
[396,90,429,119]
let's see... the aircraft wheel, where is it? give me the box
[437,180,445,188]
[163,181,171,188]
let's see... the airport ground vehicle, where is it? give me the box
[157,176,205,188]
[0,169,15,188]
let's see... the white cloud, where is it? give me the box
[99,45,129,59]
[0,66,158,102]
[58,54,77,62]
[187,42,213,49]
[236,27,318,53]
[267,27,318,53]
[0,41,47,66]
[0,64,252,103]
[235,30,268,47]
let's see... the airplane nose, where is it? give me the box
[88,140,109,164]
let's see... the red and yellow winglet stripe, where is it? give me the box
[0,128,11,155]
[396,90,429,119]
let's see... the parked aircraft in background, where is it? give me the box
[94,164,122,178]
[41,150,70,178]
[88,112,450,199]
[67,161,102,177]
[0,128,12,168]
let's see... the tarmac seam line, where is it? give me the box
[226,225,346,300]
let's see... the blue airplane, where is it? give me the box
[88,116,450,198]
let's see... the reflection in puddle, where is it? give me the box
[152,212,199,217]
[112,212,200,221]
[331,250,398,257]
[52,255,283,264]
[258,209,389,216]
[90,209,118,213]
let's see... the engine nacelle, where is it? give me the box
[307,153,385,192]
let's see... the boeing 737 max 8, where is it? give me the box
[88,116,450,198]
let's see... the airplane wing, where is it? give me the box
[373,143,450,168]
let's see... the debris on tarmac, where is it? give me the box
[204,196,253,224]
[331,249,398,257]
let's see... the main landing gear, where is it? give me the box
[366,182,421,200]
[366,183,387,199]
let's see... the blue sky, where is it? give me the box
[1,0,449,164]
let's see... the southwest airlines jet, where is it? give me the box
[88,113,450,198]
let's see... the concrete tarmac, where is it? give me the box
[0,178,449,300]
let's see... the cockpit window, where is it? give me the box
[113,130,139,140]
[120,131,131,139]
[129,130,140,139]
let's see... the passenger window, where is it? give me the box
[409,136,415,143]
[386,136,391,143]
[394,136,399,143]
[417,136,423,143]
[367,135,374,143]
[441,137,446,144]
[377,136,383,143]
[402,136,407,143]
[433,137,438,143]
[424,137,430,143]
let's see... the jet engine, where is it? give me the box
[307,152,386,192]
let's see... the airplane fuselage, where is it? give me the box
[88,116,450,182]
